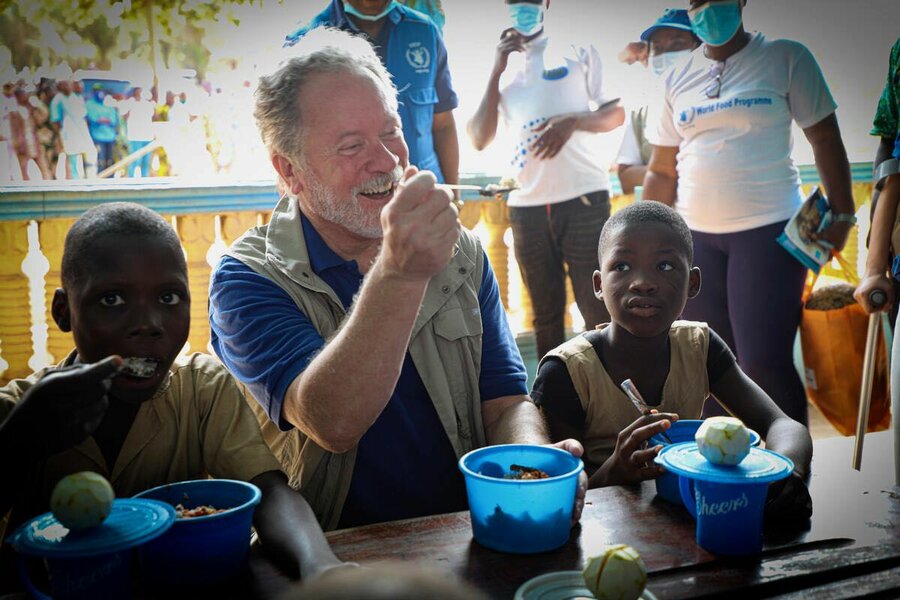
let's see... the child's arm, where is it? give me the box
[249,470,350,581]
[533,356,676,488]
[710,365,813,521]
[0,356,121,512]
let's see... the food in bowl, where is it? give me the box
[134,479,262,588]
[506,464,550,480]
[696,416,751,466]
[174,503,228,519]
[50,471,115,531]
[582,544,647,600]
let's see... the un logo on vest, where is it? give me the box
[679,106,696,127]
[406,42,431,72]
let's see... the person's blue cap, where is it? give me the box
[640,8,693,42]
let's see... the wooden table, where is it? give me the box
[325,432,900,599]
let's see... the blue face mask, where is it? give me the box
[689,0,742,47]
[650,49,692,76]
[343,1,398,22]
[508,3,544,36]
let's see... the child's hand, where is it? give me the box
[594,413,678,487]
[2,356,121,459]
[765,471,813,523]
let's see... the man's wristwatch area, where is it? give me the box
[832,212,857,225]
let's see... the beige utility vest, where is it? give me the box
[542,321,711,473]
[225,196,487,530]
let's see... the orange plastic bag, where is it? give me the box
[799,254,891,436]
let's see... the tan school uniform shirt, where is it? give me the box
[0,352,281,547]
[543,321,711,473]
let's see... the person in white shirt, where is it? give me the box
[119,86,155,177]
[615,9,699,195]
[642,0,855,425]
[468,0,624,359]
[48,79,97,179]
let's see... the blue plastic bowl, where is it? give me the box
[459,444,583,554]
[651,420,761,505]
[133,479,261,587]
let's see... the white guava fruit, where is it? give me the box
[50,471,114,531]
[583,544,647,600]
[695,416,751,466]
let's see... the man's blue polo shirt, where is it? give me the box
[209,214,527,527]
[284,0,458,182]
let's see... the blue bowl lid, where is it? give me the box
[9,499,175,558]
[655,442,793,484]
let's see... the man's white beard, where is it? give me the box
[304,166,403,239]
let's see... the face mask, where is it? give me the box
[508,3,543,36]
[650,49,692,76]
[689,0,742,47]
[343,1,398,22]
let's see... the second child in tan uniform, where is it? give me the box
[532,202,814,521]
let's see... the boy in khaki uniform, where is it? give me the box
[532,202,814,521]
[0,203,348,592]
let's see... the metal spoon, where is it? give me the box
[620,379,673,445]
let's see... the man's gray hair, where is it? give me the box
[254,27,398,163]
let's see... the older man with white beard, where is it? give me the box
[209,28,586,532]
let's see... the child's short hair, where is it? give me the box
[61,202,183,288]
[599,201,694,264]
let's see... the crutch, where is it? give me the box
[851,289,888,470]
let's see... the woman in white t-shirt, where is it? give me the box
[643,0,855,426]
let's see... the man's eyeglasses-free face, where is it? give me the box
[704,61,725,99]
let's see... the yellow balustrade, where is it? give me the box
[479,198,511,310]
[221,211,269,245]
[40,218,76,365]
[0,182,874,386]
[0,221,31,381]
[173,213,219,356]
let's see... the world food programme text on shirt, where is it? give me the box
[649,32,837,234]
[498,34,613,208]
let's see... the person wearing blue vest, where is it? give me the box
[285,0,459,186]
[85,84,119,173]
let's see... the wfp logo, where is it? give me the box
[406,42,431,72]
[679,106,696,127]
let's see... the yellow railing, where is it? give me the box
[0,178,875,385]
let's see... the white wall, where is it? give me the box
[441,0,900,173]
[219,0,899,175]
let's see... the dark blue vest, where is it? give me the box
[286,3,445,181]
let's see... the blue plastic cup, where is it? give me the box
[9,499,174,600]
[134,479,261,588]
[651,420,760,505]
[657,443,792,556]
[17,551,130,600]
[679,476,770,555]
[458,444,583,554]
